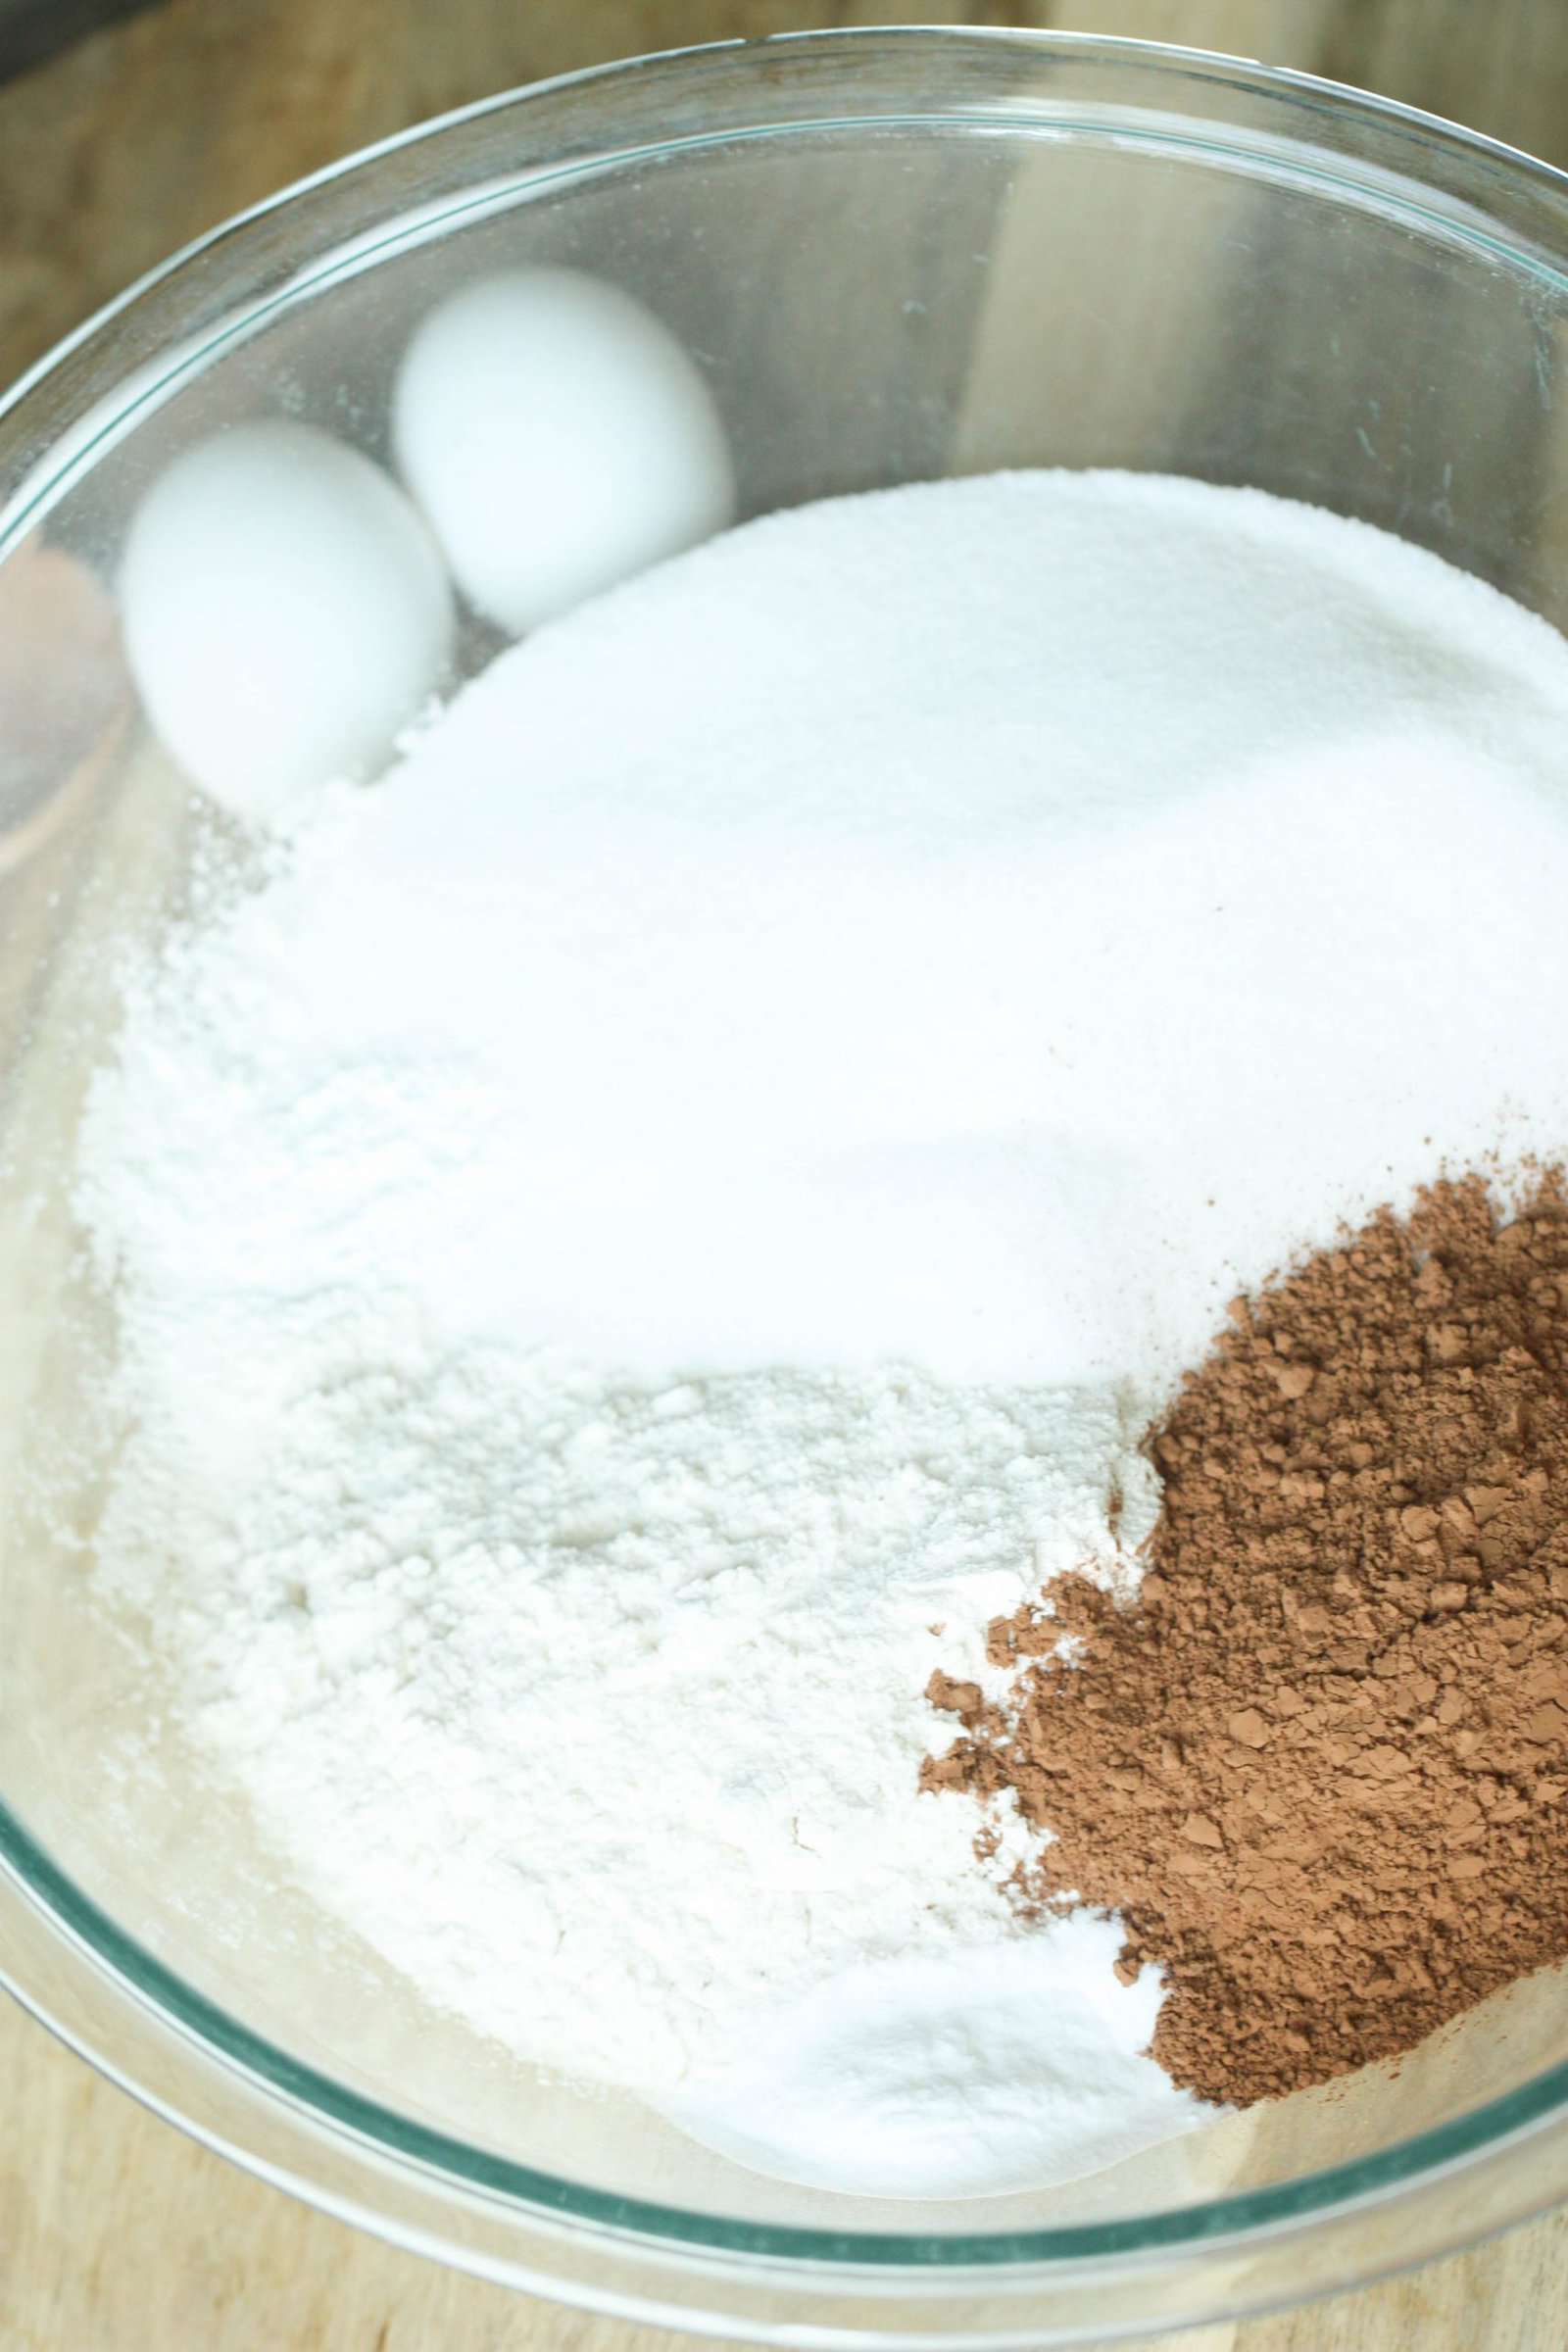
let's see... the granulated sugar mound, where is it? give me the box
[81,470,1568,1398]
[928,1173,1568,2108]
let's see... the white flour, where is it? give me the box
[90,1323,1154,2094]
[74,469,1568,2197]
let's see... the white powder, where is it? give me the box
[667,1917,1212,2199]
[92,1326,1153,2093]
[73,468,1568,2199]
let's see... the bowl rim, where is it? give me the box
[8,1797,1568,2273]
[7,15,1568,2285]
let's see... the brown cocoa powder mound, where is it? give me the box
[924,1172,1568,2109]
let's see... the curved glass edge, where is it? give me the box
[7,1800,1568,2270]
[2,19,1568,2278]
[4,23,1568,440]
[5,30,1568,556]
[7,92,1568,563]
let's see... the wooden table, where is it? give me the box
[6,2,1568,2345]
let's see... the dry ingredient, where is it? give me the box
[72,468,1568,2198]
[83,469,1568,1397]
[665,1914,1214,2199]
[86,1335,1152,2100]
[928,1172,1568,2108]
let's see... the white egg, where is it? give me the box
[120,419,455,823]
[391,267,736,635]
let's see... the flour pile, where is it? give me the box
[73,470,1568,2198]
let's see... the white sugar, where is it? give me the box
[93,468,1568,1395]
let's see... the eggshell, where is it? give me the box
[392,267,735,635]
[120,419,454,823]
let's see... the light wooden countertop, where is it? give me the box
[6,2,1568,2345]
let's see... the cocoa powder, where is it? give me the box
[925,1173,1568,2108]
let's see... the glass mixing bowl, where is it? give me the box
[6,27,1568,2344]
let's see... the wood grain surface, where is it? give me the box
[6,3,1568,2347]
